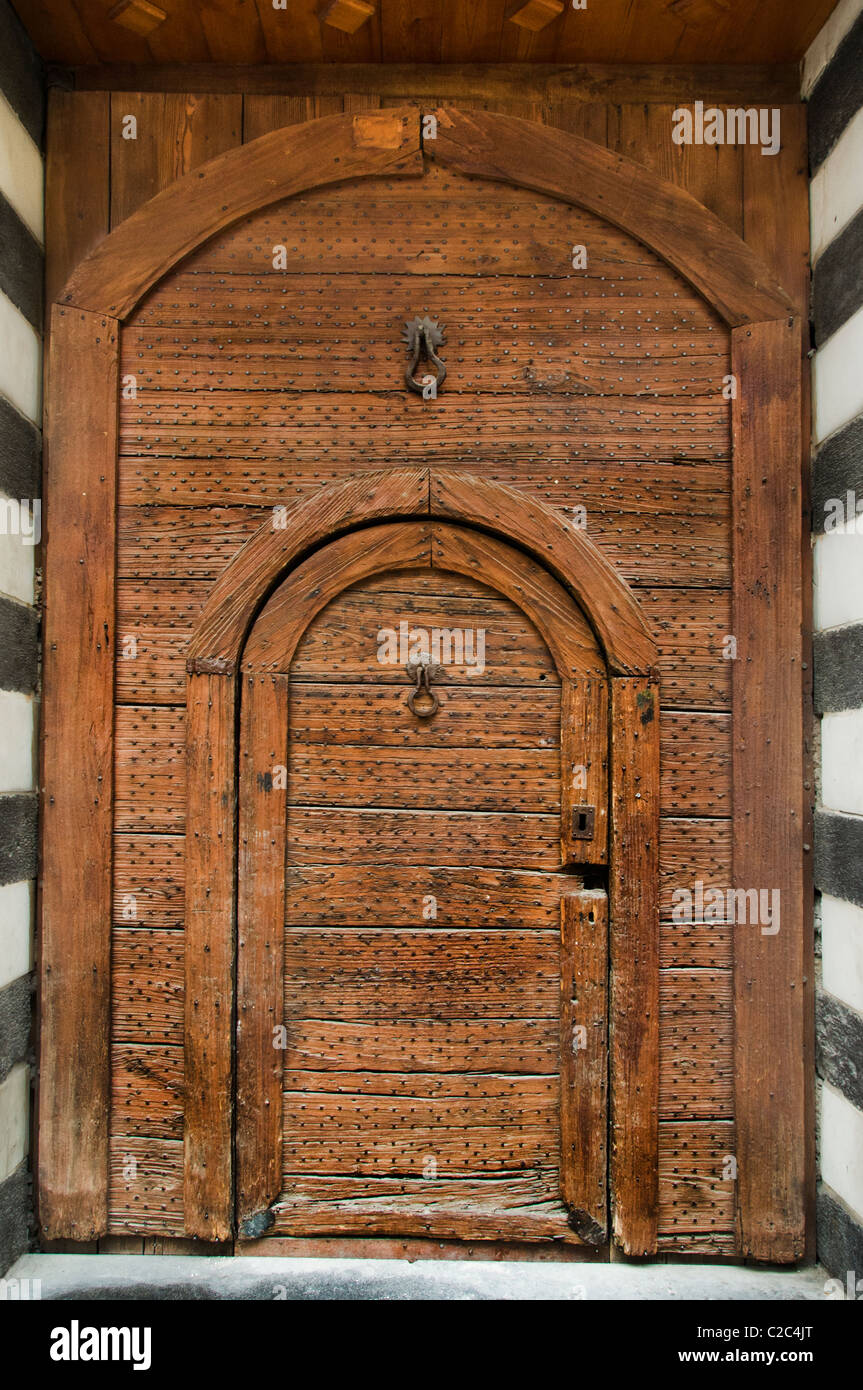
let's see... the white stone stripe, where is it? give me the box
[0,1062,28,1182]
[821,894,863,1017]
[0,879,32,993]
[811,104,863,262]
[803,0,863,97]
[821,1081,863,1223]
[0,690,34,793]
[813,531,863,631]
[813,303,863,443]
[0,522,35,607]
[822,709,863,815]
[0,89,42,244]
[0,290,40,426]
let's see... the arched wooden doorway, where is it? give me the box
[39,106,806,1262]
[235,520,612,1245]
[184,469,658,1248]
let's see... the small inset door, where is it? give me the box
[235,521,609,1247]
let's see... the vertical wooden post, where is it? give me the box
[731,317,806,1261]
[560,891,609,1243]
[38,307,119,1239]
[184,667,238,1240]
[609,674,660,1254]
[235,672,289,1235]
[560,677,609,865]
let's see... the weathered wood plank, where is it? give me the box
[236,673,289,1231]
[109,93,242,227]
[280,1085,559,1174]
[658,1122,736,1237]
[280,1017,559,1073]
[284,866,578,926]
[69,64,802,104]
[269,1173,578,1243]
[287,744,561,814]
[561,678,608,866]
[111,1045,183,1140]
[118,395,731,468]
[45,90,110,310]
[108,1138,184,1236]
[112,928,184,1046]
[560,893,608,1243]
[282,929,560,1018]
[287,807,562,868]
[289,684,562,742]
[39,307,119,1240]
[659,970,733,1120]
[731,317,806,1262]
[609,675,660,1254]
[183,672,235,1239]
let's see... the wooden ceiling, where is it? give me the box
[14,0,838,68]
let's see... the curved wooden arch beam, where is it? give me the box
[426,107,794,328]
[59,108,422,320]
[243,522,604,678]
[191,469,655,677]
[429,471,655,676]
[188,469,431,673]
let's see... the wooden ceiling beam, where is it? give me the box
[57,60,800,103]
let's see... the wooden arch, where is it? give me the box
[233,521,616,1239]
[40,106,806,1263]
[188,469,656,677]
[184,477,659,1247]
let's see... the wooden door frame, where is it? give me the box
[185,472,659,1249]
[234,520,613,1246]
[40,105,807,1262]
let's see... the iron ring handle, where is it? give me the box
[405,347,447,397]
[407,684,440,719]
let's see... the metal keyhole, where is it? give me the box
[405,660,441,719]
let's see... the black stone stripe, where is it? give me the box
[0,973,31,1085]
[0,1161,30,1274]
[815,809,863,909]
[0,393,40,501]
[814,623,863,713]
[809,9,863,173]
[0,3,43,149]
[0,192,41,333]
[0,794,36,888]
[0,595,37,695]
[814,203,863,347]
[812,414,863,533]
[817,1184,863,1282]
[817,989,863,1110]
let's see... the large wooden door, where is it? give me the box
[235,520,610,1248]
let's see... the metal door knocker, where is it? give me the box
[403,316,446,397]
[405,660,441,718]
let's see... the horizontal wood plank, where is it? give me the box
[285,866,579,926]
[283,929,560,1019]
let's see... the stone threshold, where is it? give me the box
[4,1253,832,1301]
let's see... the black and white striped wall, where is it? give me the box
[0,0,41,1276]
[805,0,863,1284]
